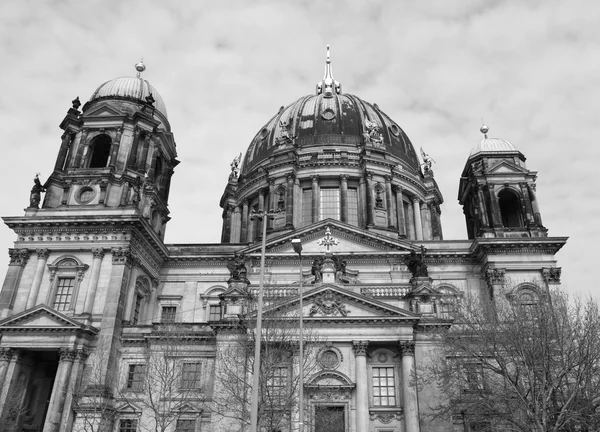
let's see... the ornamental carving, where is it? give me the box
[485,268,506,285]
[378,413,394,424]
[9,248,30,266]
[92,248,105,259]
[542,267,561,284]
[0,348,15,361]
[276,118,296,146]
[399,341,415,356]
[59,348,79,362]
[111,247,133,265]
[227,252,248,282]
[352,340,369,356]
[36,248,50,260]
[308,390,351,401]
[318,348,341,370]
[363,117,384,147]
[309,291,349,317]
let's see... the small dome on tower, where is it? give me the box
[470,126,518,156]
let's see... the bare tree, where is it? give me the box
[423,285,600,432]
[211,306,321,432]
[117,323,206,432]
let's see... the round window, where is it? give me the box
[321,108,335,121]
[76,187,96,204]
[389,124,401,137]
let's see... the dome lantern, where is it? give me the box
[316,45,342,97]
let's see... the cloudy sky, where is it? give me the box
[0,0,598,296]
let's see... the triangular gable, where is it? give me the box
[115,401,142,413]
[486,160,529,175]
[0,304,98,334]
[241,220,417,255]
[263,284,418,320]
[84,103,123,117]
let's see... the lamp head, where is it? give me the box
[291,239,302,255]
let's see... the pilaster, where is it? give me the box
[353,340,369,432]
[0,249,30,318]
[26,248,50,309]
[399,341,420,432]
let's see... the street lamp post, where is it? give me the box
[249,210,277,432]
[291,238,304,432]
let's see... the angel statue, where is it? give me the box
[29,174,46,208]
[229,153,242,180]
[420,147,435,172]
[363,117,383,145]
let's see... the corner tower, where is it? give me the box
[458,125,546,239]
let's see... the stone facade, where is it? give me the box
[0,60,566,432]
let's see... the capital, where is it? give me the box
[286,172,296,181]
[392,184,403,194]
[312,175,320,183]
[484,268,505,285]
[542,267,561,284]
[384,175,392,183]
[267,177,275,185]
[352,340,369,356]
[111,247,134,265]
[339,174,348,182]
[59,348,78,362]
[399,340,415,356]
[0,347,15,361]
[92,248,105,260]
[411,196,421,204]
[36,248,50,260]
[9,248,30,266]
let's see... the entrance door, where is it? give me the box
[314,406,345,432]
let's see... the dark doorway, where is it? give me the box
[498,189,523,228]
[314,405,345,432]
[88,135,112,168]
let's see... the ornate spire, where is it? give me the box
[316,45,342,97]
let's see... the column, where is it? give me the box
[365,173,375,227]
[26,249,50,309]
[358,176,366,227]
[475,185,490,228]
[285,173,295,228]
[43,348,77,432]
[394,186,407,237]
[126,127,142,169]
[137,133,152,172]
[430,203,443,240]
[421,202,432,240]
[73,128,89,168]
[232,205,242,242]
[54,131,74,171]
[146,141,160,180]
[385,176,396,229]
[59,349,89,432]
[340,174,348,223]
[399,341,420,432]
[528,183,543,226]
[83,248,105,315]
[123,264,140,324]
[0,348,14,390]
[0,249,30,318]
[0,349,22,417]
[241,200,249,242]
[485,268,506,301]
[485,184,502,227]
[519,182,535,225]
[221,205,233,243]
[108,126,123,169]
[267,178,275,232]
[311,176,319,223]
[412,198,423,241]
[353,341,369,432]
[94,248,133,386]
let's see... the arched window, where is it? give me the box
[153,156,163,185]
[88,134,112,168]
[498,189,523,228]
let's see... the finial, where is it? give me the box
[71,96,81,110]
[135,58,146,78]
[480,124,489,139]
[316,45,341,96]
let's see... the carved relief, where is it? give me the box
[9,249,30,266]
[542,267,561,284]
[309,291,349,317]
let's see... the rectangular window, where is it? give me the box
[175,419,195,432]
[319,188,340,221]
[132,294,143,325]
[302,189,312,227]
[53,277,75,311]
[181,362,202,390]
[161,306,177,323]
[372,367,396,406]
[119,419,138,432]
[126,364,146,391]
[464,364,484,391]
[347,188,359,226]
[267,366,288,405]
[208,304,221,321]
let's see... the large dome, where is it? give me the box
[89,76,168,119]
[241,93,420,176]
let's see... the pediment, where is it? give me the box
[115,401,142,413]
[84,103,123,117]
[242,220,417,255]
[0,305,98,334]
[264,284,418,321]
[487,160,528,175]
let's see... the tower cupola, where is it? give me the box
[458,126,546,239]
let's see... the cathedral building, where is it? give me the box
[0,51,566,432]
